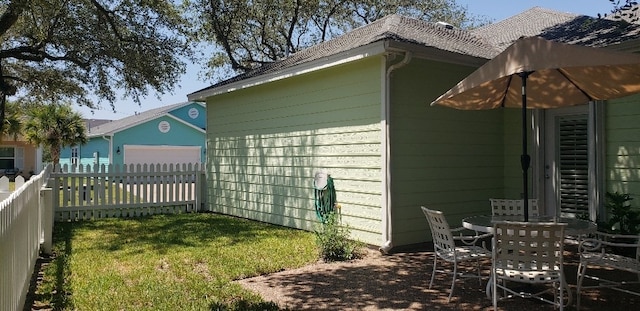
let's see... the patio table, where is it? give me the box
[462,215,597,236]
[465,215,597,307]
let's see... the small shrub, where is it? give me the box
[604,191,640,235]
[314,212,363,262]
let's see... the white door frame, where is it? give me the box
[534,102,604,221]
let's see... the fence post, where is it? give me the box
[197,171,207,212]
[40,180,54,255]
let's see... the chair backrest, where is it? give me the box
[490,198,540,216]
[420,206,456,254]
[493,221,566,274]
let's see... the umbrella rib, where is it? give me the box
[499,75,513,108]
[556,68,595,101]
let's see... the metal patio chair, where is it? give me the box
[489,198,540,217]
[576,231,640,310]
[490,221,569,310]
[420,206,492,302]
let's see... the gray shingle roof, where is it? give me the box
[191,14,498,95]
[472,7,579,51]
[87,102,189,137]
[472,7,640,50]
[191,7,640,98]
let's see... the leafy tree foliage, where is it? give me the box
[23,103,88,165]
[0,0,194,132]
[190,0,487,75]
[601,0,640,23]
[0,100,21,140]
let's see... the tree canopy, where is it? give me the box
[190,0,488,76]
[23,103,87,165]
[603,0,640,23]
[0,0,194,131]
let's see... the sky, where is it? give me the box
[76,0,617,120]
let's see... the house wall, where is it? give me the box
[205,57,384,245]
[59,137,110,168]
[0,140,39,175]
[169,103,207,130]
[111,116,205,166]
[606,93,640,200]
[388,57,504,246]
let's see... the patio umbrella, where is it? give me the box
[430,36,640,221]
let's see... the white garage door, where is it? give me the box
[124,145,201,167]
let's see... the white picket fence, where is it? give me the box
[0,175,26,200]
[0,165,53,311]
[51,163,205,221]
[1,162,207,311]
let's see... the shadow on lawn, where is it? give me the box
[24,222,75,311]
[77,212,297,255]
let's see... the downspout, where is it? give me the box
[379,50,412,254]
[102,135,112,164]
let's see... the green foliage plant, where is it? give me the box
[314,211,363,262]
[23,103,87,164]
[604,191,640,235]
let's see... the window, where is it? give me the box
[557,115,589,215]
[71,147,79,165]
[0,147,15,170]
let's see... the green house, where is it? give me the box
[189,8,640,251]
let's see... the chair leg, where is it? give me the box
[576,262,587,310]
[449,261,457,302]
[429,254,437,289]
[476,258,482,286]
[492,274,498,310]
[557,280,563,311]
[562,276,572,307]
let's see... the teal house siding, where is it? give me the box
[111,115,206,166]
[388,58,504,246]
[206,57,384,245]
[169,104,207,129]
[61,102,205,169]
[59,137,110,167]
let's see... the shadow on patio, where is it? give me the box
[236,244,640,311]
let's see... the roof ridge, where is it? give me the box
[88,101,198,136]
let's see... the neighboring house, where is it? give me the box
[188,7,640,251]
[60,102,206,168]
[0,135,42,178]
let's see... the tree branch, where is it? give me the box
[0,0,28,37]
[0,46,90,68]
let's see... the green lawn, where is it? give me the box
[33,213,318,310]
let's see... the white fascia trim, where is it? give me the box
[385,41,489,67]
[124,145,201,151]
[188,41,388,101]
[165,113,206,134]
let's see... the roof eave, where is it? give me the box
[604,38,640,53]
[187,41,389,101]
[385,41,491,67]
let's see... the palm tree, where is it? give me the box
[23,103,88,165]
[1,101,23,141]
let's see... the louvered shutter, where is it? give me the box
[558,115,589,214]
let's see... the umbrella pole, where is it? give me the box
[520,72,532,222]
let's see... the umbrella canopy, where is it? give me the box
[431,36,640,221]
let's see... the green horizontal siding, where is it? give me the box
[388,58,503,246]
[606,94,640,200]
[206,57,384,245]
